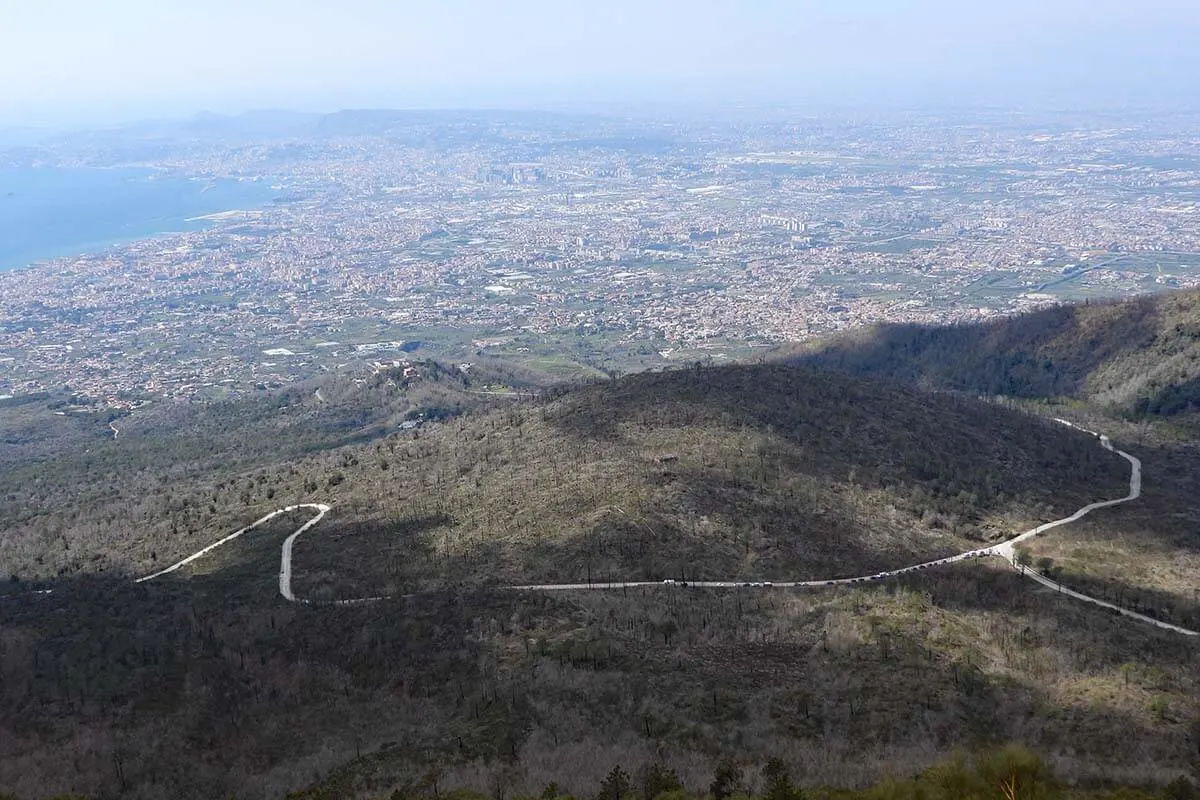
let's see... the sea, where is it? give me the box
[0,167,279,272]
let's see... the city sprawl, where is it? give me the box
[2,109,1199,407]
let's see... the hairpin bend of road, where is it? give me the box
[8,420,1198,636]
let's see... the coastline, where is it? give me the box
[0,167,277,273]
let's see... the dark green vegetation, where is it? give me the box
[2,294,1199,799]
[796,289,1200,427]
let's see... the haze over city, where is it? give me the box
[3,0,1200,124]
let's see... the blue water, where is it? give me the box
[0,167,279,271]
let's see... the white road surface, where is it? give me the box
[8,422,1197,636]
[136,503,330,584]
[508,421,1196,636]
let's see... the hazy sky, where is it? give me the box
[1,0,1198,123]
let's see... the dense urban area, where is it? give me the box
[2,108,1199,407]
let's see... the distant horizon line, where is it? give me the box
[4,97,1200,135]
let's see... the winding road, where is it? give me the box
[10,422,1198,636]
[135,502,391,607]
[135,503,332,588]
[512,423,1197,636]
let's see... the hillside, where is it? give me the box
[795,289,1200,423]
[0,356,546,582]
[5,362,1196,800]
[2,363,1126,588]
[791,290,1200,633]
[283,364,1129,597]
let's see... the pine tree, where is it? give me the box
[597,766,631,800]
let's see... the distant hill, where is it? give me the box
[795,289,1200,422]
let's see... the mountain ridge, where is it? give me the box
[792,288,1200,424]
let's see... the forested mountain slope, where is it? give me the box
[796,289,1200,421]
[1,363,1126,587]
[6,361,1193,800]
[0,357,546,582]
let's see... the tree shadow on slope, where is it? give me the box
[895,562,1200,670]
[792,296,1164,400]
[277,501,956,593]
[0,574,529,799]
[1021,562,1200,632]
[548,363,1128,524]
[1138,376,1200,417]
[513,502,882,584]
[286,513,456,600]
[504,474,967,585]
[1012,433,1200,611]
[4,567,1197,798]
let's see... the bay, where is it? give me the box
[0,167,278,272]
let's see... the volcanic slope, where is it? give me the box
[272,362,1128,601]
[796,288,1200,423]
[0,357,548,584]
[790,291,1200,631]
[5,363,1197,800]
